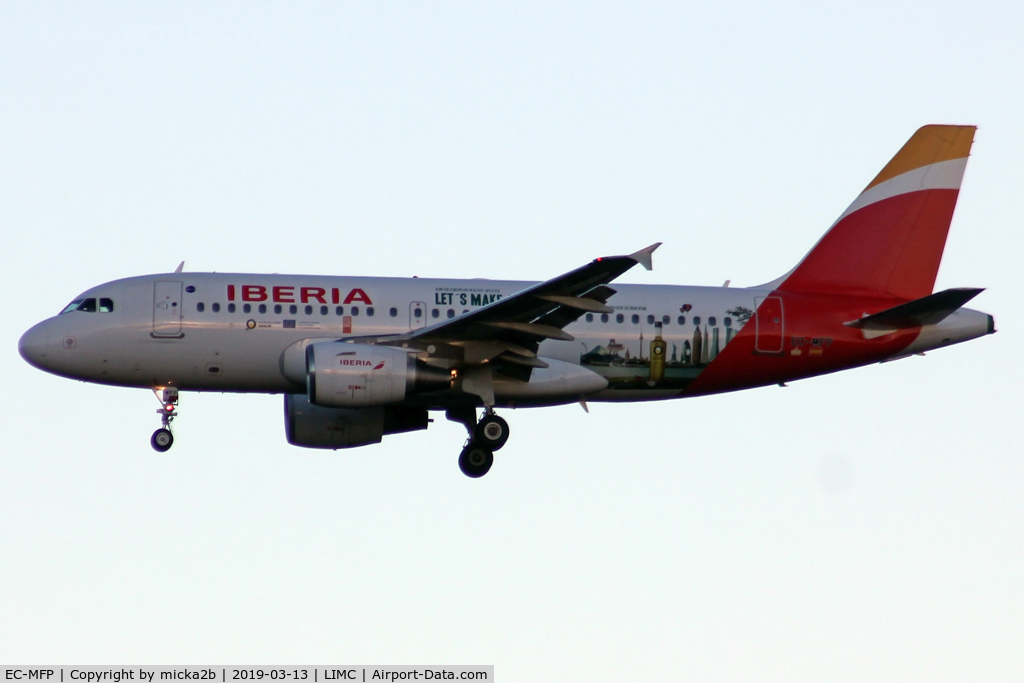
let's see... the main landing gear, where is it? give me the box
[459,443,494,478]
[449,408,510,478]
[151,387,178,452]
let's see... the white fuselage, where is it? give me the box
[20,273,761,393]
[19,272,993,406]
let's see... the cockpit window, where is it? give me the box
[61,297,112,313]
[60,299,84,314]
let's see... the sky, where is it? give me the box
[1,2,1022,680]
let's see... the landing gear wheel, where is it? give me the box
[151,428,174,452]
[459,443,494,478]
[475,414,509,451]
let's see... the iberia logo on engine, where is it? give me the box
[339,359,386,369]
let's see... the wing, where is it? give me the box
[354,243,661,381]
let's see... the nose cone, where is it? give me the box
[19,321,52,370]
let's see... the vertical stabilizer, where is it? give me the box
[778,125,976,300]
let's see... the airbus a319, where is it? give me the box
[19,125,994,477]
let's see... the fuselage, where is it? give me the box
[16,125,994,475]
[18,272,994,405]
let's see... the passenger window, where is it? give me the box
[289,305,297,314]
[60,299,85,314]
[213,303,221,313]
[367,307,375,317]
[389,307,398,317]
[647,314,655,324]
[336,306,344,315]
[432,309,439,319]
[662,315,670,325]
[601,314,609,323]
[709,316,717,326]
[351,307,359,316]
[77,298,97,312]
[632,314,640,324]
[259,304,267,314]
[228,303,236,313]
[693,316,701,326]
[99,298,114,313]
[678,315,685,325]
[304,305,312,315]
[616,314,624,324]
[320,305,328,315]
[724,317,732,326]
[197,302,205,313]
[447,309,455,319]
[585,313,593,322]
[243,304,251,314]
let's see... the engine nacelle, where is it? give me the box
[306,342,450,408]
[284,394,429,449]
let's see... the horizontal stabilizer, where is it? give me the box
[844,288,984,330]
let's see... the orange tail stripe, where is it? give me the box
[865,125,975,191]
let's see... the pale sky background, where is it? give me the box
[2,2,1022,680]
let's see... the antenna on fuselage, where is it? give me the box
[174,261,184,273]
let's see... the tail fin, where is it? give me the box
[777,125,976,300]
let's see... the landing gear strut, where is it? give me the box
[151,387,178,452]
[447,407,510,478]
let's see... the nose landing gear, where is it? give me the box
[151,428,173,452]
[447,407,510,478]
[151,387,178,452]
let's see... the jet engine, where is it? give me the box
[284,394,429,449]
[305,342,451,408]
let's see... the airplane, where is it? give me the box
[19,125,994,477]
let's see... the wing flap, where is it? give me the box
[535,294,615,314]
[482,321,575,341]
[495,352,550,368]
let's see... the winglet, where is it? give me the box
[629,243,661,271]
[174,261,185,274]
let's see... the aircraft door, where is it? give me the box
[153,281,184,337]
[410,301,427,330]
[754,296,784,354]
